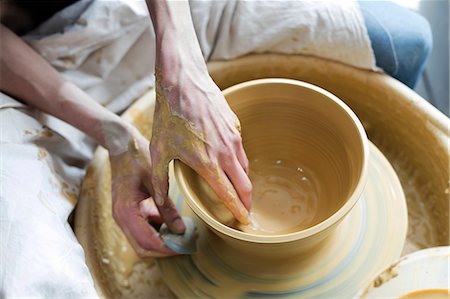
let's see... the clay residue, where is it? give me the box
[60,181,78,206]
[373,262,399,288]
[40,130,54,138]
[39,125,56,138]
[37,147,47,160]
[101,229,141,289]
[370,124,448,253]
[109,136,149,181]
[153,87,209,158]
[399,165,443,254]
[59,55,76,68]
[152,71,249,224]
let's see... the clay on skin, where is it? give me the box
[151,70,250,224]
[102,119,133,156]
[109,137,147,178]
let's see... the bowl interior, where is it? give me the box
[176,79,367,241]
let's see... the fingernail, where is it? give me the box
[172,218,186,234]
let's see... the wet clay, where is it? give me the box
[398,289,449,299]
[237,158,322,234]
[152,72,210,179]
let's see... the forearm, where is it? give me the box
[0,25,134,154]
[146,0,206,76]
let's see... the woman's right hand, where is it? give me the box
[150,62,253,226]
[146,0,253,226]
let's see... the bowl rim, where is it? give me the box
[355,246,450,298]
[174,78,369,243]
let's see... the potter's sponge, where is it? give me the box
[160,216,197,255]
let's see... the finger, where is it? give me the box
[141,178,183,235]
[222,158,252,211]
[197,164,250,225]
[229,125,249,174]
[150,144,186,234]
[113,202,175,257]
[235,140,250,174]
[149,140,170,207]
[155,191,186,235]
[125,217,175,257]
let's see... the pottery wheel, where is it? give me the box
[74,54,449,299]
[157,142,407,298]
[75,92,406,299]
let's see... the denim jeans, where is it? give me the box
[359,1,432,88]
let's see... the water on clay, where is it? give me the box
[237,157,323,235]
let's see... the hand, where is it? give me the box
[0,23,187,258]
[145,0,252,224]
[150,62,252,225]
[109,126,185,257]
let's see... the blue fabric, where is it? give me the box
[160,216,197,255]
[359,1,432,88]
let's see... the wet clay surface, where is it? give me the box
[237,157,322,234]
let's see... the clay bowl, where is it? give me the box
[174,78,369,260]
[356,246,449,298]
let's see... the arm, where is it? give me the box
[0,25,125,154]
[146,1,253,224]
[0,25,182,257]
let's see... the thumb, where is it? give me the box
[150,143,186,234]
[150,141,170,207]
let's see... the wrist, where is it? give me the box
[148,1,206,75]
[156,35,207,76]
[100,116,138,156]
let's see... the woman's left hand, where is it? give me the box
[109,127,185,257]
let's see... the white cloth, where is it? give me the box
[24,0,375,114]
[0,1,374,297]
[0,94,98,298]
